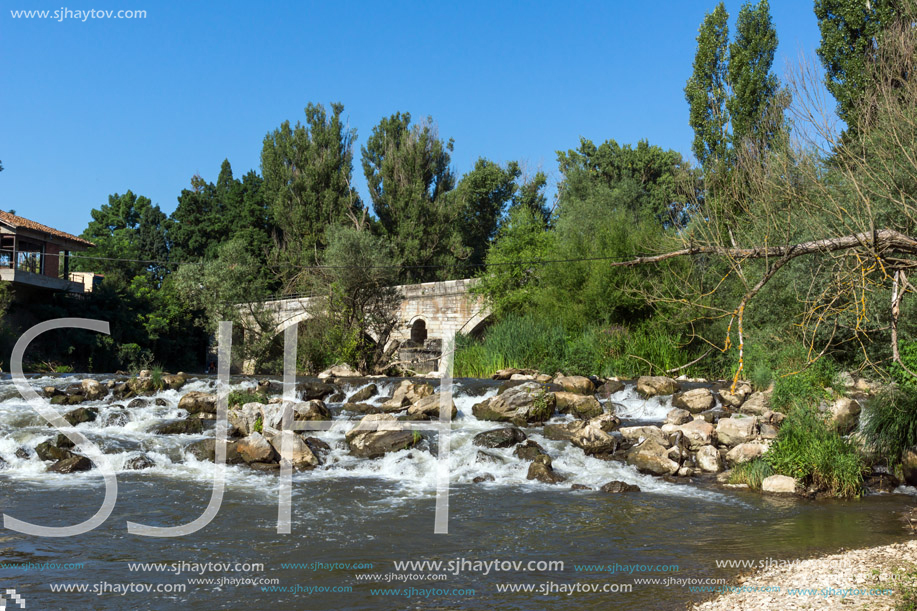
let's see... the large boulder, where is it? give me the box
[492,368,538,380]
[761,474,797,494]
[237,432,277,464]
[406,393,457,420]
[829,398,861,434]
[124,455,156,470]
[161,373,187,391]
[35,440,72,462]
[228,402,262,436]
[695,445,722,473]
[741,391,771,416]
[672,388,715,413]
[473,427,526,449]
[554,392,603,420]
[553,375,595,395]
[184,439,243,464]
[471,382,555,426]
[662,418,714,450]
[268,431,319,470]
[626,440,679,475]
[293,400,332,422]
[635,376,677,398]
[716,416,758,447]
[80,379,106,401]
[318,363,362,380]
[179,391,217,415]
[666,408,692,425]
[619,425,669,448]
[591,412,621,432]
[298,382,338,401]
[725,442,767,466]
[569,420,618,455]
[345,414,417,458]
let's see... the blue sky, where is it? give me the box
[1,1,824,236]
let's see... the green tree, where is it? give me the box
[727,0,782,150]
[261,102,361,290]
[685,2,730,170]
[814,0,901,133]
[511,170,550,225]
[557,138,692,226]
[361,112,463,282]
[76,191,170,285]
[450,158,522,269]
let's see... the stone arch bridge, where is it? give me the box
[238,278,492,373]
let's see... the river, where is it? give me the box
[0,374,911,610]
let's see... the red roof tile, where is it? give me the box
[0,210,94,248]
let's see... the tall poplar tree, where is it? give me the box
[685,3,730,171]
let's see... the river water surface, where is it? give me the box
[0,374,912,610]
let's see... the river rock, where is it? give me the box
[340,402,384,415]
[663,418,714,450]
[570,420,619,455]
[761,474,797,494]
[600,481,640,493]
[237,432,277,464]
[405,393,457,420]
[184,439,243,464]
[80,379,106,401]
[298,382,338,401]
[152,418,204,435]
[554,375,595,395]
[35,440,72,462]
[127,398,148,408]
[349,384,378,403]
[318,363,362,379]
[527,455,565,484]
[161,374,187,391]
[385,381,434,409]
[596,379,625,398]
[303,437,331,462]
[124,454,156,470]
[672,388,715,413]
[49,455,93,473]
[268,431,319,470]
[695,445,722,473]
[626,440,679,475]
[43,386,64,398]
[473,474,496,483]
[716,416,758,447]
[591,412,621,432]
[471,382,555,426]
[473,427,526,448]
[345,414,417,458]
[513,440,548,461]
[179,391,217,415]
[666,408,692,425]
[699,406,729,424]
[294,400,332,422]
[829,397,861,433]
[63,407,98,426]
[492,368,538,380]
[619,425,670,448]
[554,392,603,420]
[635,376,677,398]
[229,402,262,436]
[725,442,767,466]
[543,421,582,443]
[741,391,771,416]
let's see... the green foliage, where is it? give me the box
[814,0,902,133]
[253,414,263,434]
[262,102,361,284]
[765,405,865,497]
[893,565,917,611]
[727,0,781,149]
[892,341,917,391]
[770,356,838,412]
[862,387,917,469]
[149,365,164,390]
[685,2,730,170]
[454,314,691,379]
[362,112,462,282]
[228,390,267,408]
[728,457,774,489]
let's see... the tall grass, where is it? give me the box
[453,314,695,378]
[861,387,917,468]
[765,405,865,497]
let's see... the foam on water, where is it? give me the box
[0,375,730,504]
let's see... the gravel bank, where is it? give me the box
[692,539,917,610]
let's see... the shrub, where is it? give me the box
[861,386,917,469]
[891,341,917,391]
[228,389,267,408]
[765,405,865,497]
[770,356,838,412]
[728,457,774,489]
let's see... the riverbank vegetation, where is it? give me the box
[2,2,916,496]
